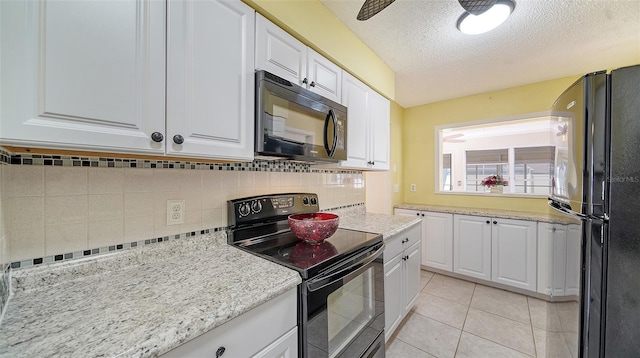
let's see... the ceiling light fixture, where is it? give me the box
[457,0,515,35]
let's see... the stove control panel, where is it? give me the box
[228,193,320,227]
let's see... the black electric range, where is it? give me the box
[227,193,382,279]
[227,193,386,358]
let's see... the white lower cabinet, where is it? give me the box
[453,214,537,291]
[537,222,581,297]
[395,209,453,271]
[453,215,492,280]
[491,218,537,291]
[161,289,297,358]
[383,223,421,341]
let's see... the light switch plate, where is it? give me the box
[410,184,416,192]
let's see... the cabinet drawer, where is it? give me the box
[384,234,403,260]
[161,289,297,357]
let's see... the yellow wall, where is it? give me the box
[390,101,404,207]
[243,0,395,100]
[402,76,580,214]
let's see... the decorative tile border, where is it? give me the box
[9,203,366,270]
[0,148,10,165]
[0,266,8,322]
[9,228,223,269]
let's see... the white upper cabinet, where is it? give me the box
[0,0,166,153]
[369,90,391,170]
[255,14,341,103]
[340,73,370,167]
[0,0,255,161]
[334,72,390,170]
[167,0,255,160]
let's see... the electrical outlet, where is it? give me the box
[167,200,185,225]
[410,184,416,192]
[393,184,399,193]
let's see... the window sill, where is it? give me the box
[436,191,549,199]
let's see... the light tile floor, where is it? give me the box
[385,271,578,358]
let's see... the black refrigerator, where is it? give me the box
[548,64,640,357]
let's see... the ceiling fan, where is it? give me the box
[443,133,466,143]
[357,0,498,21]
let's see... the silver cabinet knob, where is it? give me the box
[173,134,184,145]
[151,132,164,143]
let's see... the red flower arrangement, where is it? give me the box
[481,175,508,187]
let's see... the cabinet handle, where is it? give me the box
[421,213,425,217]
[302,78,308,85]
[151,132,164,143]
[310,81,316,87]
[493,221,497,225]
[215,346,225,357]
[416,213,420,216]
[486,220,490,224]
[173,134,184,145]
[401,238,408,243]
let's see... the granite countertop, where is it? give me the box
[395,203,581,225]
[0,209,420,358]
[337,212,421,241]
[0,233,301,358]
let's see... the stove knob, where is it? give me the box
[251,200,263,213]
[238,202,251,217]
[302,197,309,205]
[310,197,317,206]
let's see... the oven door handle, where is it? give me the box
[306,244,384,292]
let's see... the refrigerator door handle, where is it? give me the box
[548,197,588,220]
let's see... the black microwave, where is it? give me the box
[255,70,347,162]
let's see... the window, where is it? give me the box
[465,149,508,192]
[437,113,563,196]
[442,154,452,191]
[514,146,554,194]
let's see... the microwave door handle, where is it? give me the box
[323,110,338,157]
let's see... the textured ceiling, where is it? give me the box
[320,0,640,108]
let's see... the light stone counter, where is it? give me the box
[395,203,581,225]
[0,233,301,358]
[332,210,422,241]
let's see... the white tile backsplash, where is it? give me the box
[3,162,365,263]
[45,166,87,196]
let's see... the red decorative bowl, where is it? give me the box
[288,213,339,245]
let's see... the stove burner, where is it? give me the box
[287,241,338,268]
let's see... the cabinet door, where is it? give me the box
[453,215,492,280]
[252,327,297,358]
[404,240,422,313]
[565,224,581,296]
[0,0,165,153]
[492,218,537,291]
[339,72,369,169]
[255,14,307,86]
[537,223,567,296]
[368,90,390,170]
[166,0,254,160]
[306,49,342,103]
[422,212,453,271]
[383,253,403,341]
[394,208,420,218]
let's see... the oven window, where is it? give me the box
[327,267,375,357]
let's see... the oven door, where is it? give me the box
[301,244,385,358]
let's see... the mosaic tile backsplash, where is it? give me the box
[1,152,365,269]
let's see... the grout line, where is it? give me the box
[527,296,539,357]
